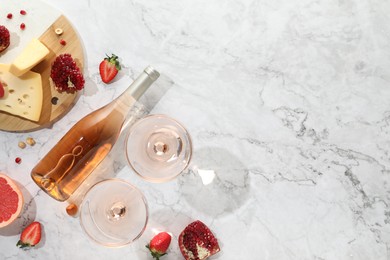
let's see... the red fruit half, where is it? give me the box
[0,25,10,53]
[146,231,172,259]
[99,54,121,83]
[178,220,220,260]
[50,53,85,93]
[17,221,41,248]
[0,173,24,228]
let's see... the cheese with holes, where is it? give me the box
[9,38,50,77]
[0,64,43,121]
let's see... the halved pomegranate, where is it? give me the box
[178,220,220,260]
[0,25,10,53]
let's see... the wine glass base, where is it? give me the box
[125,114,192,182]
[79,179,148,247]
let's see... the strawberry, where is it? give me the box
[99,54,121,83]
[0,25,10,53]
[16,221,42,248]
[146,232,172,260]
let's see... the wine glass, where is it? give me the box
[125,114,192,182]
[79,179,148,247]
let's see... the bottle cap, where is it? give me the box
[144,66,160,81]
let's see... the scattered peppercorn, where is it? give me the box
[20,10,27,15]
[60,39,66,46]
[6,13,12,19]
[51,97,59,105]
[20,23,26,30]
[15,157,21,164]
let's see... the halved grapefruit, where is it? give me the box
[0,173,24,228]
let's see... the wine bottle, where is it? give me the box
[31,66,160,201]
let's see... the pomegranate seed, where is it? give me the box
[20,23,26,30]
[20,10,27,15]
[60,39,66,46]
[7,13,12,19]
[15,157,22,164]
[0,82,4,98]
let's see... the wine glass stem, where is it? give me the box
[108,202,126,220]
[154,141,168,155]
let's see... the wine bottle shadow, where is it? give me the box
[178,147,251,217]
[0,179,37,236]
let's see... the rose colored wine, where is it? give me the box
[31,67,159,201]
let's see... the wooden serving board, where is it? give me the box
[0,15,84,132]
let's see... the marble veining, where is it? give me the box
[0,0,389,259]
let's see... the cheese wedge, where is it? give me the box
[0,64,43,121]
[9,38,50,77]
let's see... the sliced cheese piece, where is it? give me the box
[9,38,50,77]
[0,64,43,122]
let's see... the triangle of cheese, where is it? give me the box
[0,64,43,122]
[9,38,50,77]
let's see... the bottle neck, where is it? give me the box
[114,66,159,115]
[125,66,160,101]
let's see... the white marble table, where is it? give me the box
[1,0,390,259]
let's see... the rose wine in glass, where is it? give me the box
[79,179,148,247]
[125,114,192,182]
